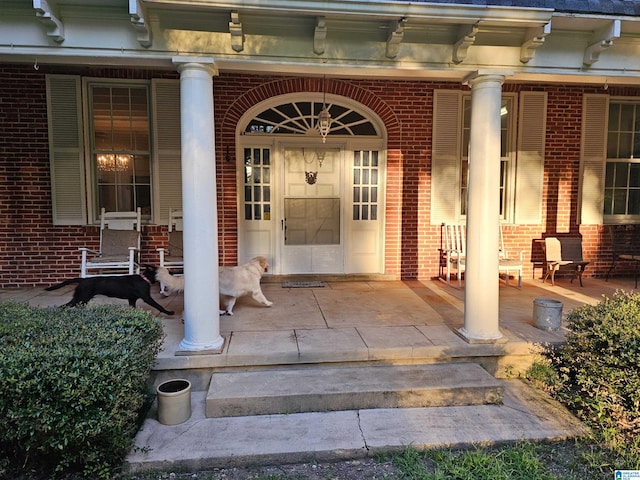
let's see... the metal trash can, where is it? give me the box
[533,298,563,331]
[156,379,192,425]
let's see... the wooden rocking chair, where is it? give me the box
[79,208,141,278]
[157,209,183,295]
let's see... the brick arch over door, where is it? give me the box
[220,78,401,144]
[216,77,403,275]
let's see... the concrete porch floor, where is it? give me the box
[3,273,631,473]
[4,273,637,389]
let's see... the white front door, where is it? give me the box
[281,147,343,273]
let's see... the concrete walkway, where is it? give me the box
[124,379,588,473]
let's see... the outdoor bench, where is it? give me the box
[605,224,640,288]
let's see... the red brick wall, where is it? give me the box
[1,64,639,286]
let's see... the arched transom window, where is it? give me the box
[244,100,379,137]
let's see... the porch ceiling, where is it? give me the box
[1,0,639,85]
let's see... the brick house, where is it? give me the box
[1,0,639,350]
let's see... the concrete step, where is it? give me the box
[206,362,503,418]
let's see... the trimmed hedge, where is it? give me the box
[0,302,164,478]
[538,291,640,467]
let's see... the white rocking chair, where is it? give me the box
[157,209,183,295]
[79,208,141,278]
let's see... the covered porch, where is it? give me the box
[4,274,636,389]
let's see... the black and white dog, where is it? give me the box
[45,265,174,315]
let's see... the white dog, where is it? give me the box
[156,256,273,315]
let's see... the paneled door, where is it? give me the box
[281,147,343,273]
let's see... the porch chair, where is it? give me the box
[157,209,183,295]
[79,208,142,278]
[440,223,523,288]
[542,236,590,287]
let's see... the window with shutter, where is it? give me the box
[579,94,608,225]
[46,75,182,225]
[46,75,86,225]
[514,91,546,225]
[431,90,532,225]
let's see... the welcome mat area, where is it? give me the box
[282,281,325,288]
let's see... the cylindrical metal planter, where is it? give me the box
[156,379,191,425]
[533,298,563,331]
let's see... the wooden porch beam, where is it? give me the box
[453,23,478,64]
[520,22,551,63]
[314,17,327,55]
[230,11,244,53]
[129,0,153,48]
[583,19,621,66]
[32,0,64,43]
[386,17,407,59]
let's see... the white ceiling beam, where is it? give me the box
[32,0,64,43]
[229,11,244,52]
[520,21,551,63]
[314,17,327,55]
[583,19,621,66]
[452,23,478,64]
[386,17,407,59]
[129,0,153,48]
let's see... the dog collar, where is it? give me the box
[140,273,151,284]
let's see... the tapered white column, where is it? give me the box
[459,71,508,343]
[173,57,224,353]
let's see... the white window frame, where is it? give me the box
[460,93,517,223]
[82,79,152,223]
[604,98,640,224]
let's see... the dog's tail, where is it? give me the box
[45,278,83,291]
[156,267,185,293]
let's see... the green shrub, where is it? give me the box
[0,302,164,478]
[538,291,640,468]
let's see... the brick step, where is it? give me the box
[206,362,503,418]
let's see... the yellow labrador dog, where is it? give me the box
[157,256,273,315]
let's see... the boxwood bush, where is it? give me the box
[0,302,164,478]
[532,291,640,469]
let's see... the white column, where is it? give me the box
[173,57,224,353]
[459,71,508,343]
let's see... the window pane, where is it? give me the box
[619,133,632,158]
[605,162,615,186]
[116,185,135,211]
[135,185,151,215]
[629,190,640,215]
[607,132,619,158]
[609,103,620,130]
[613,190,627,215]
[243,148,271,222]
[630,164,640,187]
[604,188,613,215]
[615,164,628,187]
[620,104,635,131]
[91,84,150,214]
